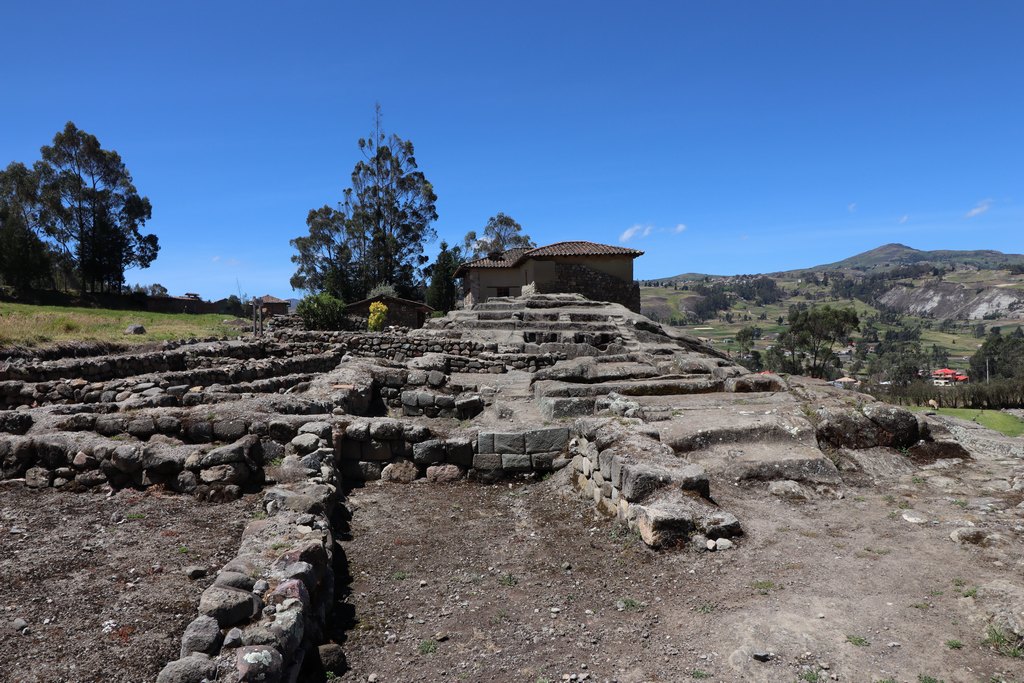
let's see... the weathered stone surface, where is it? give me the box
[473,452,502,469]
[524,427,569,454]
[297,421,332,440]
[477,432,494,454]
[862,404,919,449]
[444,437,474,467]
[198,585,260,627]
[493,432,525,454]
[111,444,143,473]
[188,435,259,470]
[381,459,418,483]
[501,453,532,472]
[426,464,464,483]
[768,479,811,501]
[180,615,222,657]
[25,466,52,488]
[235,645,283,682]
[412,439,445,465]
[0,411,32,435]
[290,433,320,455]
[213,420,248,442]
[156,655,217,683]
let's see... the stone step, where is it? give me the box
[689,441,842,485]
[535,377,727,399]
[656,410,816,453]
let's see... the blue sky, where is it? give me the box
[3,1,1022,298]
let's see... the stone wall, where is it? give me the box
[568,419,742,549]
[158,434,343,682]
[534,262,641,313]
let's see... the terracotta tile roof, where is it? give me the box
[455,241,642,275]
[524,241,644,258]
[259,295,289,304]
[461,247,532,270]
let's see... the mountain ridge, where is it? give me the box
[651,243,1024,282]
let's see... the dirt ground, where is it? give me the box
[336,472,1023,683]
[0,485,254,683]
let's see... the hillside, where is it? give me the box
[811,243,1024,272]
[640,243,1024,368]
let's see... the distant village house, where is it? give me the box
[345,295,434,329]
[931,367,969,386]
[454,241,644,312]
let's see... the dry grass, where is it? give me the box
[0,302,243,349]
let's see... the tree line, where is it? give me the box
[0,122,158,294]
[290,108,533,326]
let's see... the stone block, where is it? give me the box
[531,452,556,471]
[297,421,332,440]
[524,427,569,454]
[501,453,532,472]
[198,586,260,627]
[473,452,501,469]
[369,419,403,441]
[477,432,494,454]
[344,422,369,441]
[213,420,248,442]
[539,397,595,420]
[493,432,525,455]
[180,615,222,657]
[361,440,392,462]
[412,439,445,465]
[445,438,474,467]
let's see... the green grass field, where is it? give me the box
[909,406,1024,437]
[0,302,242,348]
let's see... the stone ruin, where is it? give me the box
[0,293,985,681]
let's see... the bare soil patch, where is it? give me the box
[0,485,254,683]
[336,473,1022,683]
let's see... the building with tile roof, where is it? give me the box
[454,241,644,312]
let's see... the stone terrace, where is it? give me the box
[0,293,1011,682]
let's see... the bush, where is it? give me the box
[296,293,346,330]
[368,301,388,331]
[368,283,397,299]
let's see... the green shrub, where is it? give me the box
[296,293,346,330]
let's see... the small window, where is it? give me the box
[496,287,510,297]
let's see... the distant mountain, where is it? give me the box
[653,244,1024,282]
[810,243,1024,272]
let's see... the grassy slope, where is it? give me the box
[0,302,241,348]
[908,406,1024,437]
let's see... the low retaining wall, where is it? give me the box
[158,439,343,682]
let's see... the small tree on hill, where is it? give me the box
[463,213,534,259]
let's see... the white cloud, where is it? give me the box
[965,198,993,218]
[211,256,221,262]
[619,225,643,242]
[620,222,686,243]
[619,224,652,242]
[847,202,857,213]
[898,215,909,224]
